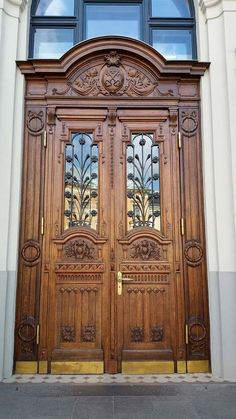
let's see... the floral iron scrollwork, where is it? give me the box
[64,132,99,229]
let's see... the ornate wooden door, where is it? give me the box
[115,109,182,374]
[14,39,210,375]
[36,106,184,374]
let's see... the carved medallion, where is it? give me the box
[27,110,44,134]
[130,326,144,342]
[101,65,124,93]
[18,315,36,343]
[21,240,40,265]
[185,240,203,266]
[180,110,198,136]
[81,325,96,342]
[188,317,207,355]
[150,326,164,342]
[129,239,161,260]
[64,239,96,260]
[61,325,75,342]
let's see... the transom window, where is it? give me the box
[30,0,196,59]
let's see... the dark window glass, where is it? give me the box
[151,0,191,18]
[33,28,74,58]
[152,29,192,60]
[35,0,75,16]
[85,4,141,39]
[30,0,196,60]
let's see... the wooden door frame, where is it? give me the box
[14,36,210,374]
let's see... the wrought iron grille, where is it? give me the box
[64,132,98,230]
[127,133,160,230]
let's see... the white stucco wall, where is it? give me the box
[0,0,235,380]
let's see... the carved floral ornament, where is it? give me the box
[52,51,174,98]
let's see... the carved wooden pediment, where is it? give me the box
[18,38,209,99]
[51,50,174,98]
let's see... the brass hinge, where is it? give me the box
[43,130,47,148]
[185,324,189,345]
[36,324,40,345]
[178,131,182,149]
[41,217,45,236]
[180,217,185,236]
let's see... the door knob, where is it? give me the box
[117,271,134,295]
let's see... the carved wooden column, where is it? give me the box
[179,107,210,372]
[15,107,46,373]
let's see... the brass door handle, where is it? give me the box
[122,277,135,281]
[117,271,134,295]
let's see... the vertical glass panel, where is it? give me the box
[85,4,141,39]
[33,28,74,58]
[151,0,191,17]
[35,0,74,16]
[127,133,161,231]
[152,29,192,60]
[64,133,99,230]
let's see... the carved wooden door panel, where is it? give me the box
[114,109,183,373]
[40,108,110,374]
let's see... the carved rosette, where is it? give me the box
[180,109,198,137]
[52,51,161,97]
[150,326,164,342]
[81,325,96,342]
[129,239,161,260]
[130,326,144,342]
[61,326,75,342]
[64,239,96,260]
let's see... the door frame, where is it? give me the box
[14,37,210,375]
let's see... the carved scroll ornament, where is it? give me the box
[129,239,162,260]
[52,51,173,98]
[64,239,96,260]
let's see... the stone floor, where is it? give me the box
[2,373,232,384]
[1,376,236,419]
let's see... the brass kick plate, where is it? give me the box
[51,361,104,375]
[187,360,210,373]
[122,361,174,375]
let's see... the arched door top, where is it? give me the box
[18,36,209,78]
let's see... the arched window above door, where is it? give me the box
[30,0,196,60]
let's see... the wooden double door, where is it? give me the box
[14,101,210,375]
[43,106,181,374]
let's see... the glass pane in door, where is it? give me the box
[127,133,161,231]
[64,133,99,231]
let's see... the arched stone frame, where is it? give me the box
[0,0,236,380]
